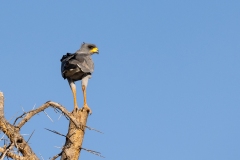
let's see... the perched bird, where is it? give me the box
[60,43,99,114]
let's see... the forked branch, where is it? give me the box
[0,146,25,160]
[0,91,103,160]
[16,101,79,129]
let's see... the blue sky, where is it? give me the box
[0,1,240,159]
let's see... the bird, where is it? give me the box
[60,43,99,114]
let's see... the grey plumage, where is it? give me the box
[61,43,98,81]
[60,43,98,113]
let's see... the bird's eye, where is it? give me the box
[88,45,94,49]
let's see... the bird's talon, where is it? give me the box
[83,104,92,115]
[74,106,78,110]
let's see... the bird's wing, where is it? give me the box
[61,53,94,77]
[75,54,94,73]
[60,53,75,62]
[61,53,76,77]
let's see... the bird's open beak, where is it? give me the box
[90,47,99,54]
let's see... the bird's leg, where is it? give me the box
[82,85,92,114]
[68,79,78,111]
[81,75,92,114]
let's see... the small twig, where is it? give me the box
[26,130,35,144]
[45,128,65,137]
[43,110,53,122]
[13,112,27,125]
[84,124,104,134]
[81,147,105,158]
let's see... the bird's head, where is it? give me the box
[78,42,99,55]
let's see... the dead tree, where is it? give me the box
[0,92,103,160]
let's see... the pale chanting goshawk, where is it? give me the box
[60,43,99,114]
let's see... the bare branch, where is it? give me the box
[15,101,102,133]
[16,102,78,129]
[0,92,103,160]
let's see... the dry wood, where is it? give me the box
[0,92,39,159]
[0,92,101,160]
[60,108,89,160]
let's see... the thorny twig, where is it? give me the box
[26,130,35,144]
[44,128,73,144]
[43,110,53,122]
[16,102,103,133]
[81,147,105,158]
[84,124,104,134]
[13,112,27,125]
[0,96,104,159]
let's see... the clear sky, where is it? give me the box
[0,1,240,160]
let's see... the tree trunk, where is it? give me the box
[60,109,89,160]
